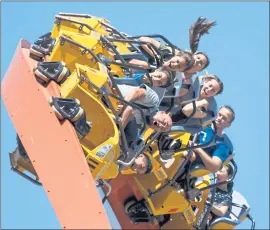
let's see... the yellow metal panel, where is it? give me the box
[51,16,110,38]
[48,32,101,73]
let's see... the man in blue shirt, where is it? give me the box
[190,105,235,173]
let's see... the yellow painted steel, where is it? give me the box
[60,63,120,180]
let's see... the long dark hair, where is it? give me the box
[189,17,216,54]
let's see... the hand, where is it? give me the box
[182,150,196,162]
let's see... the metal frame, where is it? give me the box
[58,34,159,164]
[98,20,141,53]
[59,35,103,63]
[59,12,93,18]
[147,122,218,197]
[104,36,163,68]
[126,34,180,57]
[192,160,238,194]
[97,53,153,86]
[55,15,96,32]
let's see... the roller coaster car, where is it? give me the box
[207,190,255,230]
[10,41,155,184]
[9,35,159,187]
[121,124,237,228]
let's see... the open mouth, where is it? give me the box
[203,88,208,95]
[168,62,174,69]
[153,121,158,126]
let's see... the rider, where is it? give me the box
[117,82,172,172]
[208,164,234,219]
[190,105,235,173]
[131,17,215,77]
[170,74,223,126]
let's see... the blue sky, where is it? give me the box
[1,2,269,229]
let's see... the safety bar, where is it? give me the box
[229,203,255,230]
[59,35,152,86]
[117,132,161,167]
[247,214,256,230]
[148,122,217,197]
[97,54,153,87]
[104,36,163,68]
[195,159,238,193]
[166,88,176,113]
[195,182,217,229]
[99,36,127,65]
[59,35,103,63]
[98,21,141,53]
[55,15,96,32]
[59,12,92,18]
[107,93,147,136]
[126,34,179,57]
[79,74,152,161]
[127,34,182,56]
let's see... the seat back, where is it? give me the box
[179,76,201,104]
[209,190,251,229]
[230,190,250,221]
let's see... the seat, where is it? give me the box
[209,190,251,229]
[160,76,201,112]
[179,76,201,104]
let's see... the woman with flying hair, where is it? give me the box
[131,17,216,77]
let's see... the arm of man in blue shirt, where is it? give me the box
[193,144,229,173]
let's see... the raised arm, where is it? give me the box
[193,148,222,173]
[211,204,229,217]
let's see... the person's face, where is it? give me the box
[187,53,208,73]
[163,56,188,72]
[150,70,169,87]
[200,79,220,98]
[216,166,229,182]
[150,111,172,132]
[215,107,233,129]
[131,154,149,174]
